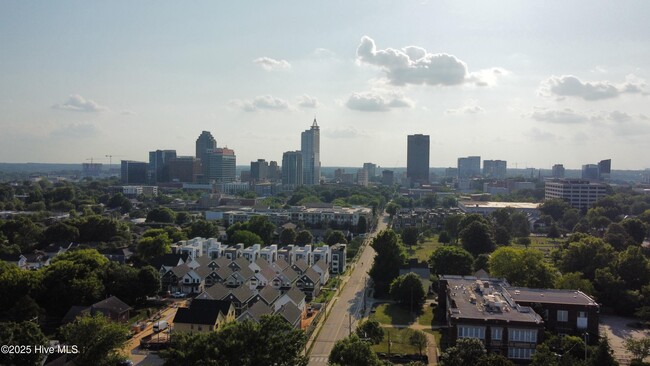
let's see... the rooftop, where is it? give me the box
[505,287,598,307]
[458,201,540,210]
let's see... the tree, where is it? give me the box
[588,336,619,366]
[389,272,426,312]
[59,313,129,366]
[137,233,172,260]
[444,215,463,243]
[438,231,451,244]
[460,220,495,257]
[369,230,405,297]
[355,319,384,344]
[604,222,632,250]
[547,223,561,239]
[476,353,515,366]
[137,265,162,298]
[494,225,511,245]
[247,216,276,245]
[510,211,531,238]
[295,230,313,245]
[186,219,219,239]
[558,236,616,280]
[279,228,297,245]
[357,216,368,233]
[146,207,176,223]
[43,222,80,244]
[616,245,650,290]
[408,329,428,356]
[624,337,650,361]
[230,230,263,247]
[329,335,382,366]
[401,227,419,248]
[0,321,48,366]
[326,230,348,245]
[429,246,474,276]
[439,338,486,366]
[555,272,595,295]
[107,193,131,214]
[174,211,191,226]
[539,199,571,222]
[621,218,648,245]
[474,253,490,272]
[489,247,557,288]
[386,202,401,218]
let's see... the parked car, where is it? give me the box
[153,320,169,332]
[172,291,186,298]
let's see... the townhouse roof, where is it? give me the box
[258,286,281,304]
[272,258,290,272]
[240,301,273,322]
[202,283,230,300]
[285,287,305,305]
[303,267,320,283]
[280,267,299,283]
[174,299,232,325]
[171,263,191,278]
[276,302,301,327]
[148,253,187,269]
[292,259,309,274]
[91,296,131,313]
[312,259,328,271]
[230,285,254,303]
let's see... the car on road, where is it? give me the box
[171,291,186,298]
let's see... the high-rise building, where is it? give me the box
[545,179,608,209]
[363,163,377,181]
[282,151,303,186]
[382,170,394,186]
[149,149,177,183]
[195,131,217,181]
[552,164,565,178]
[168,156,200,183]
[483,160,507,179]
[268,161,280,181]
[458,156,481,179]
[301,119,321,185]
[598,159,611,181]
[357,168,368,187]
[82,163,102,178]
[250,159,269,182]
[204,148,236,183]
[121,160,148,184]
[581,164,599,180]
[407,134,430,186]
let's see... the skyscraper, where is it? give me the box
[120,160,148,184]
[483,160,507,179]
[250,159,269,182]
[458,156,481,179]
[282,151,303,186]
[195,131,217,181]
[552,164,565,178]
[301,119,320,185]
[204,148,236,183]
[407,134,430,186]
[149,149,177,183]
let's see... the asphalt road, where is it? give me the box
[308,213,389,365]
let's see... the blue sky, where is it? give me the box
[1,1,649,169]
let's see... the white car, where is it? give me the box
[172,292,186,298]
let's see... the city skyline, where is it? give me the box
[1,1,650,169]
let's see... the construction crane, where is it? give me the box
[85,157,105,165]
[105,154,124,166]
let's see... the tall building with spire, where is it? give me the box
[301,119,321,185]
[195,131,217,182]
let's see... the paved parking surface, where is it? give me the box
[599,315,650,365]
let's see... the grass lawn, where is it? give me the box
[423,329,442,345]
[406,235,442,262]
[371,303,413,325]
[371,327,420,355]
[417,306,434,327]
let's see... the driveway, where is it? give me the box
[599,315,650,365]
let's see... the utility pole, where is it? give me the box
[348,313,352,336]
[387,329,391,357]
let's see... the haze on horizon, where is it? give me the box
[1,1,649,170]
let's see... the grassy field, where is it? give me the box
[371,327,420,355]
[417,306,434,327]
[370,303,413,325]
[406,235,442,262]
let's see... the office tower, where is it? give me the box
[282,151,303,186]
[195,131,217,180]
[168,156,200,183]
[250,159,269,182]
[483,160,507,179]
[458,156,481,179]
[149,149,177,183]
[268,161,280,181]
[204,148,236,183]
[363,163,377,181]
[120,160,148,184]
[545,179,608,209]
[301,119,321,185]
[598,159,611,181]
[357,168,368,186]
[552,164,565,178]
[581,164,599,180]
[382,170,394,186]
[407,134,430,186]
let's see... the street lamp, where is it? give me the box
[583,332,589,362]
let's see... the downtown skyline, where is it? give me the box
[1,1,650,170]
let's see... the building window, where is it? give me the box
[508,347,535,359]
[491,327,502,341]
[557,310,569,322]
[458,325,485,339]
[508,329,537,343]
[577,311,588,329]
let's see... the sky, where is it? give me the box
[1,1,650,170]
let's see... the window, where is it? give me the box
[508,329,537,343]
[491,327,502,341]
[557,310,568,322]
[577,311,588,329]
[457,326,485,339]
[508,347,535,359]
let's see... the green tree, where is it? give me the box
[106,193,132,214]
[429,246,474,276]
[389,272,426,312]
[621,218,648,245]
[247,216,276,245]
[490,247,557,288]
[186,219,220,239]
[326,230,348,245]
[473,253,490,272]
[295,230,313,245]
[146,207,176,223]
[43,221,80,244]
[386,202,401,218]
[539,199,571,222]
[555,272,595,295]
[604,222,632,250]
[511,211,531,238]
[401,227,419,248]
[444,214,463,243]
[355,319,384,345]
[558,236,616,280]
[369,230,405,297]
[438,231,451,244]
[279,228,297,245]
[439,338,486,366]
[59,313,129,366]
[329,335,382,366]
[476,354,515,366]
[547,223,561,239]
[588,336,619,366]
[357,215,368,233]
[174,212,191,226]
[408,329,428,356]
[0,321,49,366]
[231,230,263,247]
[624,337,650,362]
[616,245,650,290]
[137,233,172,260]
[460,220,495,257]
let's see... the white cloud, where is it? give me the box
[356,36,503,87]
[446,105,485,115]
[539,75,647,101]
[528,107,590,124]
[345,90,414,112]
[52,94,108,112]
[253,57,291,71]
[297,94,319,108]
[231,95,291,112]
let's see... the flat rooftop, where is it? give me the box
[442,276,543,324]
[459,201,540,210]
[505,287,598,307]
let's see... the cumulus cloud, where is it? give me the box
[356,36,503,87]
[253,57,291,71]
[528,108,590,124]
[231,95,291,112]
[345,90,414,112]
[52,94,109,112]
[297,94,319,108]
[539,75,647,101]
[446,105,484,115]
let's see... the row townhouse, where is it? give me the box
[222,205,372,228]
